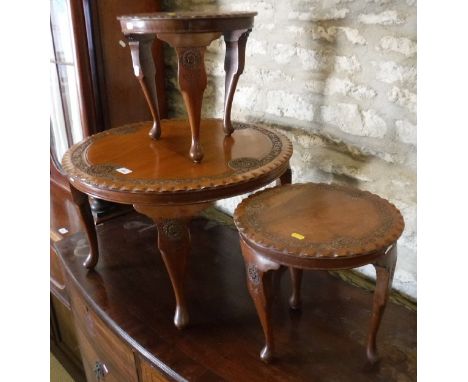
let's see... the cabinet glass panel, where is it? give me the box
[50,0,83,165]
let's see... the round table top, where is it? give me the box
[62,119,292,205]
[234,183,404,263]
[119,11,257,34]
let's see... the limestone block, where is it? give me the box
[358,10,404,25]
[272,43,297,64]
[206,38,223,54]
[395,119,417,145]
[205,57,225,77]
[324,77,377,100]
[266,90,314,120]
[288,7,350,21]
[305,79,326,94]
[320,104,387,137]
[320,103,362,134]
[228,1,274,19]
[297,47,332,71]
[287,25,366,45]
[335,55,361,73]
[234,86,259,109]
[246,38,267,56]
[334,27,367,45]
[389,86,417,113]
[365,0,392,4]
[376,61,416,87]
[245,68,294,84]
[378,36,417,57]
[287,25,337,42]
[362,109,387,137]
[188,0,216,4]
[255,23,275,32]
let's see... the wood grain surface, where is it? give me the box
[57,210,416,381]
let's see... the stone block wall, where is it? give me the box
[161,0,417,299]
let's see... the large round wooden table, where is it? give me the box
[62,118,292,328]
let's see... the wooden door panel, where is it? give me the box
[90,0,167,130]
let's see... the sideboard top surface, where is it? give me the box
[56,210,416,381]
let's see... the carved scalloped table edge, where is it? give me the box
[118,11,258,20]
[61,120,293,195]
[233,183,405,260]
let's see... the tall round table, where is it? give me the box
[118,11,257,162]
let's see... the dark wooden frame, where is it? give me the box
[50,0,168,189]
[50,0,167,378]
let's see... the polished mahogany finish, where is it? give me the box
[69,280,139,381]
[69,185,100,269]
[234,183,405,363]
[62,119,292,203]
[51,184,82,304]
[89,0,167,132]
[51,0,168,212]
[50,182,86,381]
[51,2,166,379]
[118,12,257,162]
[57,211,416,381]
[61,118,292,328]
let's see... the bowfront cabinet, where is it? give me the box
[50,0,166,379]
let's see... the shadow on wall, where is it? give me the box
[229,1,372,187]
[280,10,367,187]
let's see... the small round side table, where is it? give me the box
[62,118,292,329]
[233,183,404,363]
[118,11,257,162]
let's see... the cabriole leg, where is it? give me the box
[366,244,398,363]
[240,237,280,362]
[289,267,303,310]
[223,29,250,135]
[175,46,206,162]
[69,183,99,269]
[277,164,298,306]
[277,165,292,186]
[155,218,191,329]
[127,34,161,139]
[157,32,221,163]
[133,203,211,329]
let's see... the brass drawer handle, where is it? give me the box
[93,361,108,381]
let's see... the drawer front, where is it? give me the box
[140,358,171,382]
[77,325,127,382]
[69,284,138,382]
[50,245,66,288]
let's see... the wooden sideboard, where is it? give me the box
[50,1,167,376]
[51,182,171,382]
[51,183,86,381]
[51,182,416,381]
